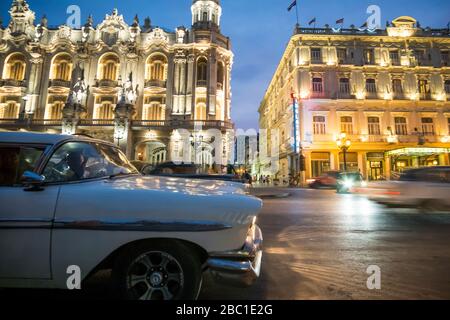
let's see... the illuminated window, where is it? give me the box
[0,102,19,119]
[339,78,350,94]
[99,54,120,81]
[195,103,207,120]
[448,118,450,135]
[313,116,326,135]
[95,103,114,119]
[394,117,408,135]
[389,50,400,65]
[144,103,164,121]
[365,79,377,93]
[421,117,435,135]
[340,116,353,134]
[3,53,26,81]
[146,54,167,81]
[311,48,322,63]
[312,78,323,93]
[50,53,72,81]
[368,117,381,135]
[46,101,64,120]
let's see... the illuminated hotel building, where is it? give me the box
[0,0,234,166]
[259,17,450,183]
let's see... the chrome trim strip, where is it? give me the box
[52,219,232,232]
[0,219,53,229]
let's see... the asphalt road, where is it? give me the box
[201,188,450,300]
[2,188,450,300]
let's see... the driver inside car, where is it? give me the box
[66,150,88,181]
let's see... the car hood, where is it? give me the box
[56,175,262,228]
[109,174,247,196]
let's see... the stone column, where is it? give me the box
[27,56,44,118]
[185,54,195,115]
[208,50,217,117]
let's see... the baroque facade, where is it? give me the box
[259,17,450,184]
[0,0,234,167]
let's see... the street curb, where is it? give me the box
[253,192,291,199]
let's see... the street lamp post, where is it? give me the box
[336,132,351,172]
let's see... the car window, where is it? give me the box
[42,142,137,183]
[0,146,45,186]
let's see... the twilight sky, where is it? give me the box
[1,0,450,129]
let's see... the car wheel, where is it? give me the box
[112,240,202,300]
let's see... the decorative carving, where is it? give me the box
[148,27,168,44]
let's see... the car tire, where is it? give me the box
[112,240,202,300]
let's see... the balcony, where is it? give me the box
[78,119,115,126]
[419,92,432,100]
[132,119,234,130]
[365,92,379,100]
[95,79,119,88]
[393,92,406,100]
[0,119,62,128]
[144,79,167,89]
[0,79,27,88]
[48,79,71,88]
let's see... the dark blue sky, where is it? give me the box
[1,0,449,129]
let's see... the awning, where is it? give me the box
[386,147,450,157]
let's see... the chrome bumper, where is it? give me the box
[206,225,263,287]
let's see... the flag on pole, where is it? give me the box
[287,0,297,12]
[336,18,344,25]
[308,17,316,26]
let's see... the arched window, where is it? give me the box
[95,102,114,119]
[217,63,224,89]
[197,58,208,85]
[3,53,26,81]
[195,102,207,120]
[144,103,165,121]
[50,53,73,81]
[99,53,120,81]
[0,102,19,119]
[146,54,168,81]
[203,11,208,22]
[46,101,64,120]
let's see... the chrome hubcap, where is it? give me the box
[126,251,184,300]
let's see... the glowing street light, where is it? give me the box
[336,132,351,171]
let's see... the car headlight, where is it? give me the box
[344,179,353,188]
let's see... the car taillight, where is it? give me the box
[383,191,401,196]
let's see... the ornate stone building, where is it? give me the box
[0,0,234,167]
[259,17,450,184]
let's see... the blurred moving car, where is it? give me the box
[307,171,340,189]
[135,161,246,184]
[0,132,263,300]
[336,172,367,193]
[363,166,450,212]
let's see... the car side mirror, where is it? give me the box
[21,171,45,191]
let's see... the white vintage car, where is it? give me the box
[0,132,263,300]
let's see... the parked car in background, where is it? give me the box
[361,166,450,212]
[138,161,246,184]
[336,172,367,193]
[307,171,340,189]
[0,132,263,300]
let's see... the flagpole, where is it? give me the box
[295,2,299,26]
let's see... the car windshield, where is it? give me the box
[43,141,138,183]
